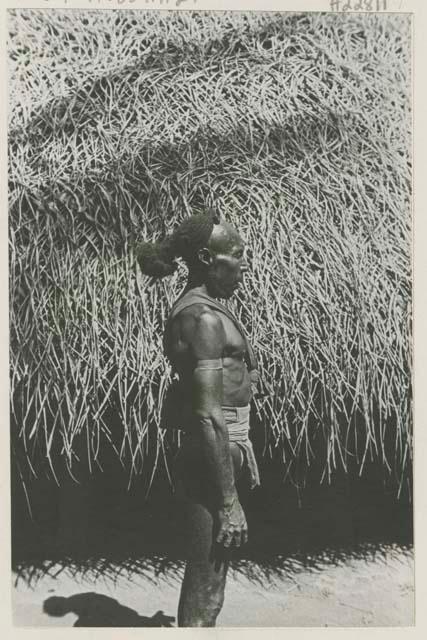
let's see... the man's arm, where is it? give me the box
[182,308,248,548]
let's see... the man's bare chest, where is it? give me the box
[215,311,247,361]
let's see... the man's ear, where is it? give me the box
[197,247,212,266]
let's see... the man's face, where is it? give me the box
[205,223,248,299]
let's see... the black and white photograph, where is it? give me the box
[7,2,413,629]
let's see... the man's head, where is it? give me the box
[136,213,248,298]
[196,221,247,299]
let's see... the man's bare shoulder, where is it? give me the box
[175,303,222,336]
[172,303,226,357]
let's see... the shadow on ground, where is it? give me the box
[43,592,174,627]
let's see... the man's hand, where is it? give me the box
[216,496,248,548]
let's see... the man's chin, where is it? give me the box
[224,285,241,299]
[210,282,241,299]
[216,288,234,300]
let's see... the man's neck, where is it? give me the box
[184,273,217,299]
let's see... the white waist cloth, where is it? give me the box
[222,405,260,489]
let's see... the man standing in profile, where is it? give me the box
[137,212,260,627]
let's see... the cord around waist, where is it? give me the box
[221,404,251,422]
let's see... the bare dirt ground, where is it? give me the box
[12,547,414,627]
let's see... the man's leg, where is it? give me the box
[177,501,228,627]
[177,444,243,627]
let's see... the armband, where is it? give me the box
[194,358,223,371]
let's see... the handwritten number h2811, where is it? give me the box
[330,0,387,10]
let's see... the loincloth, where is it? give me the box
[222,405,260,489]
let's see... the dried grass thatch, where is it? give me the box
[9,10,412,495]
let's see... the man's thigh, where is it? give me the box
[177,441,244,561]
